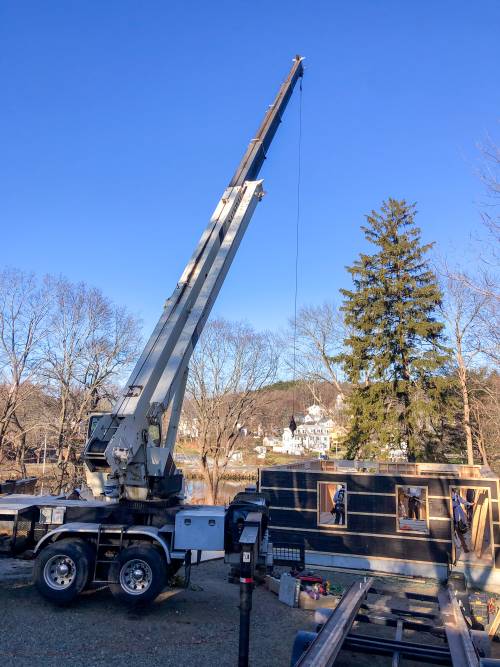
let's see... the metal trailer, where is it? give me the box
[291,582,498,667]
[0,56,304,606]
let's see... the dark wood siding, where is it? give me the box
[261,467,499,569]
[261,470,500,498]
[270,508,452,541]
[266,489,317,510]
[429,497,450,518]
[346,493,396,515]
[267,488,396,514]
[270,528,450,565]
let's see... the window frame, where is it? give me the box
[395,484,430,535]
[317,480,348,529]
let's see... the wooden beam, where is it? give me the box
[471,492,489,558]
[438,587,479,667]
[488,605,500,639]
[296,577,373,667]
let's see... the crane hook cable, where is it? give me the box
[291,76,303,433]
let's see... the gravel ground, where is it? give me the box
[0,558,313,667]
[2,556,498,666]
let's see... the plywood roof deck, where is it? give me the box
[265,459,497,479]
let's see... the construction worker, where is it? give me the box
[407,487,422,520]
[452,488,470,526]
[452,488,472,554]
[465,488,476,525]
[332,484,346,525]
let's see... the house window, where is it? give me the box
[318,482,347,528]
[396,485,429,534]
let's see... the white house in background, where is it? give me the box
[281,427,305,455]
[281,404,343,455]
[297,419,334,453]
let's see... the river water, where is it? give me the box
[183,479,251,505]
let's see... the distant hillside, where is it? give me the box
[250,379,346,435]
[180,379,347,439]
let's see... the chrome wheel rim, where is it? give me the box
[43,555,77,590]
[119,559,153,595]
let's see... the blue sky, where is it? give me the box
[1,1,499,336]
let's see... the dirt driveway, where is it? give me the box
[0,558,311,667]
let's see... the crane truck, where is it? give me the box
[0,56,304,605]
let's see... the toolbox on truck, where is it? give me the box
[174,505,225,551]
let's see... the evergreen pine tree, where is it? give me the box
[339,199,449,460]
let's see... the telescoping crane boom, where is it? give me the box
[84,56,304,501]
[0,56,305,609]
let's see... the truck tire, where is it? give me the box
[34,538,92,604]
[109,544,166,605]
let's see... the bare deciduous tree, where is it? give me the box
[187,319,278,503]
[438,135,500,467]
[440,273,490,465]
[450,135,500,363]
[42,277,141,490]
[469,370,499,471]
[478,135,500,258]
[287,302,346,416]
[0,270,141,489]
[0,269,50,473]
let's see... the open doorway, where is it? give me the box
[450,486,493,565]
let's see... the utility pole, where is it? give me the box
[40,432,48,496]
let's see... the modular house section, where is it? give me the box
[260,460,500,591]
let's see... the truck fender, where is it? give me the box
[34,522,172,564]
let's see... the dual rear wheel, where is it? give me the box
[109,544,166,604]
[34,538,93,604]
[34,539,179,606]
